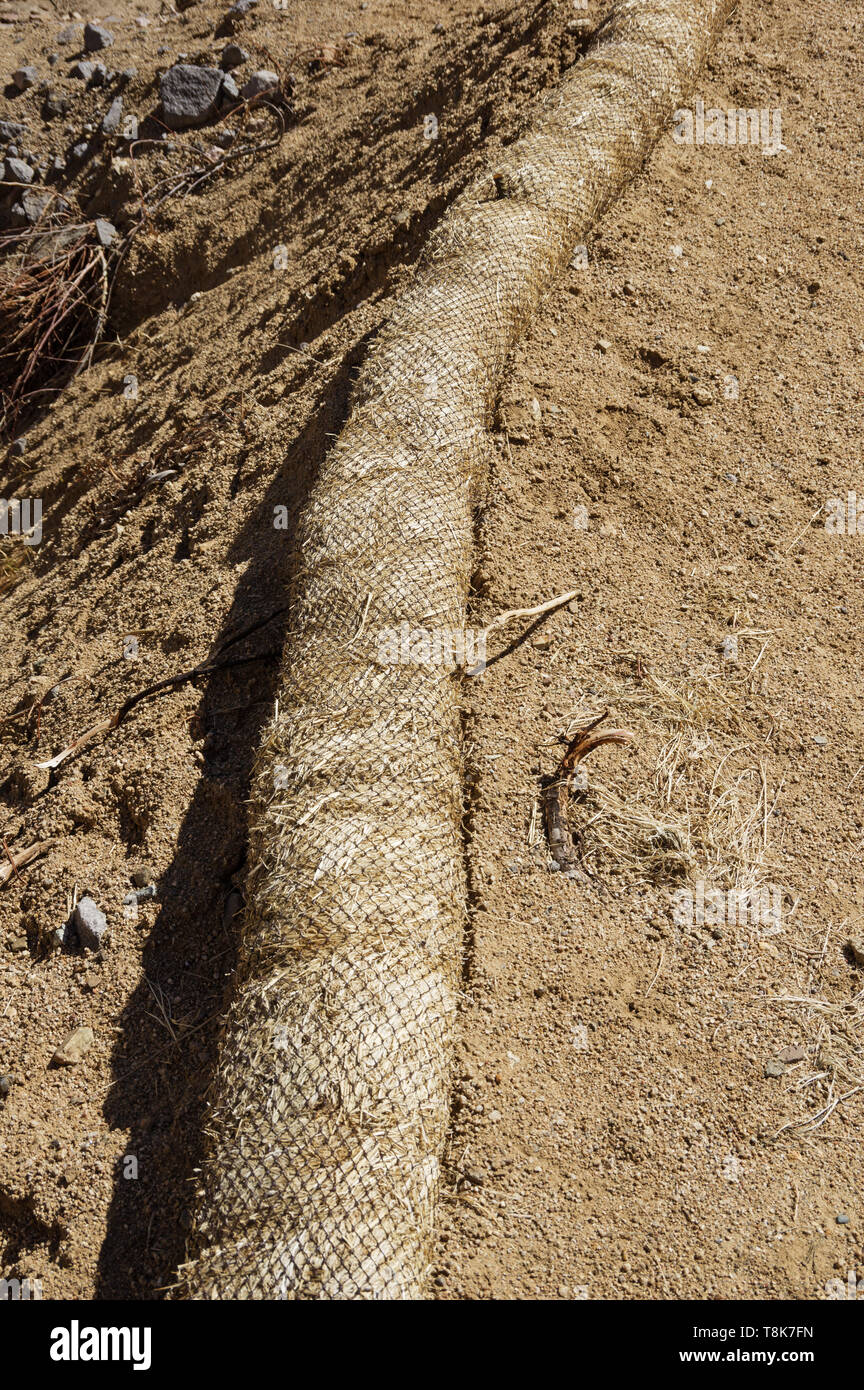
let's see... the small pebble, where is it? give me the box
[74,896,109,950]
[221,44,249,69]
[846,939,864,968]
[220,73,239,103]
[6,156,34,184]
[240,70,279,101]
[101,98,123,137]
[52,1026,94,1066]
[94,217,117,247]
[12,67,38,91]
[84,22,114,52]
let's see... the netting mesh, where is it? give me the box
[173,0,735,1299]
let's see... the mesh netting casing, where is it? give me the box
[174,0,735,1299]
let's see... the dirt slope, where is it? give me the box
[1,0,862,1301]
[434,0,864,1299]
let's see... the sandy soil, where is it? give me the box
[0,0,862,1300]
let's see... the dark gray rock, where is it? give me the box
[71,60,96,82]
[219,72,239,104]
[101,97,123,135]
[12,67,38,91]
[74,896,109,950]
[13,188,52,225]
[240,69,279,101]
[71,141,90,161]
[6,157,34,185]
[160,64,225,130]
[43,89,70,119]
[84,22,114,51]
[221,44,249,69]
[0,121,24,142]
[94,217,117,247]
[56,25,81,45]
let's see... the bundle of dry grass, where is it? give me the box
[0,222,108,436]
[553,662,778,894]
[174,0,737,1300]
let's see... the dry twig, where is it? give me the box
[543,710,635,873]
